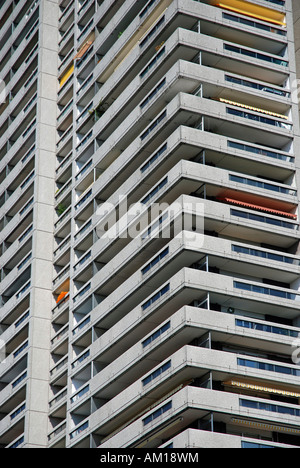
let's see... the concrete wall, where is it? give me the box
[24,0,59,448]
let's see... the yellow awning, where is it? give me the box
[211,0,286,26]
[59,64,74,88]
[217,97,288,119]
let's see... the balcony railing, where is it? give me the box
[240,398,300,417]
[70,421,89,439]
[15,281,31,300]
[232,244,300,266]
[234,280,300,301]
[71,350,90,369]
[48,422,66,442]
[10,403,26,420]
[49,388,67,408]
[70,385,89,404]
[74,251,91,272]
[226,107,292,130]
[225,75,290,97]
[140,47,166,79]
[142,284,170,311]
[12,371,27,388]
[50,356,68,377]
[141,247,169,275]
[231,209,298,230]
[229,174,296,196]
[227,140,294,162]
[54,234,71,257]
[140,143,168,173]
[51,324,68,346]
[139,0,160,19]
[140,111,167,140]
[142,321,170,348]
[74,219,92,241]
[237,357,300,376]
[224,43,288,67]
[15,310,30,329]
[72,315,90,335]
[235,318,299,338]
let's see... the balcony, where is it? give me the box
[100,385,300,448]
[49,355,68,385]
[74,303,299,425]
[47,421,66,448]
[91,345,300,447]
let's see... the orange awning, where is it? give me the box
[74,41,93,60]
[56,291,69,303]
[217,197,297,219]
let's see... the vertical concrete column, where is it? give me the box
[291,0,300,255]
[23,0,59,448]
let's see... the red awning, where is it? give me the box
[217,197,297,219]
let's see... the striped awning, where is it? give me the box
[218,98,288,120]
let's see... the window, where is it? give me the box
[242,442,275,448]
[140,0,158,18]
[225,75,288,96]
[70,421,89,439]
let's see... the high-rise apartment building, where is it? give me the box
[1,0,300,450]
[0,0,58,447]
